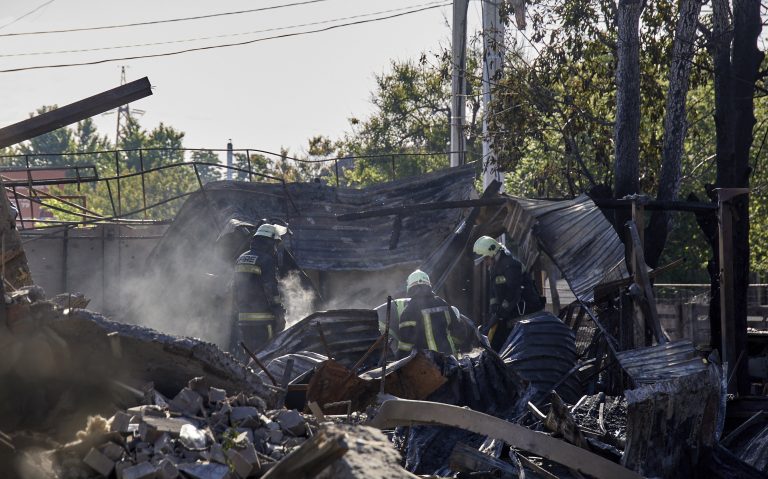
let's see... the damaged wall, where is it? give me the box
[22,224,168,315]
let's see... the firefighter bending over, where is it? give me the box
[473,236,545,350]
[234,223,287,352]
[396,269,471,359]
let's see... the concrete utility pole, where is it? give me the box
[227,140,233,181]
[481,0,505,190]
[450,0,469,167]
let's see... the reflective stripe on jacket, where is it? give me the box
[397,290,460,357]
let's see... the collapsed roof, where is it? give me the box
[148,164,477,273]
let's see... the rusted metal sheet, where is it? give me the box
[306,352,448,414]
[306,360,375,413]
[149,163,477,272]
[256,309,381,369]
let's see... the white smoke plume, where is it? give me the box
[279,271,317,328]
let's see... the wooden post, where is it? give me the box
[716,188,749,393]
[631,199,648,345]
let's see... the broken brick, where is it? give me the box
[169,387,203,416]
[121,461,157,479]
[83,447,115,476]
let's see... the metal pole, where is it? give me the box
[334,159,340,187]
[227,140,233,181]
[450,0,469,167]
[115,151,121,216]
[139,149,147,219]
[380,295,392,395]
[246,150,253,182]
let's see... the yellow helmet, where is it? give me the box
[473,236,501,257]
[254,223,287,240]
[406,269,431,292]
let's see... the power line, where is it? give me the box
[0,2,448,58]
[0,3,450,73]
[0,0,57,31]
[0,0,331,37]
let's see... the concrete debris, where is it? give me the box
[82,447,114,476]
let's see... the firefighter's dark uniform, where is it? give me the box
[396,285,470,359]
[488,249,545,350]
[233,236,285,352]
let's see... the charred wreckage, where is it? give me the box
[0,81,767,479]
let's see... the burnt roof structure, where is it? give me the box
[149,163,477,272]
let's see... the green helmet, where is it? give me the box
[473,236,501,257]
[254,223,287,240]
[406,269,431,292]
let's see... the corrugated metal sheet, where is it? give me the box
[501,194,628,303]
[616,339,708,384]
[256,309,380,368]
[150,164,477,271]
[498,311,582,403]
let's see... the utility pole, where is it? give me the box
[481,0,505,190]
[227,140,234,181]
[450,0,469,167]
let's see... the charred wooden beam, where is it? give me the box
[0,77,152,148]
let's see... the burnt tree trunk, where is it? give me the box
[614,0,644,204]
[706,0,762,395]
[644,0,704,268]
[729,0,762,395]
[707,0,734,367]
[614,0,645,352]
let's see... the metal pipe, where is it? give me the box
[240,341,278,386]
[380,295,392,395]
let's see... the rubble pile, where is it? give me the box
[30,376,410,479]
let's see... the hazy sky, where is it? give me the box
[0,0,486,159]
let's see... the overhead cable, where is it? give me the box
[0,3,450,73]
[0,0,331,37]
[0,0,57,31]
[0,1,448,58]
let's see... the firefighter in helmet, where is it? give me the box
[396,269,471,359]
[473,236,545,350]
[233,223,287,352]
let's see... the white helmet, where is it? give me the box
[473,236,502,258]
[406,269,431,292]
[254,223,287,240]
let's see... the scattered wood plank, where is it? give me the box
[260,428,348,479]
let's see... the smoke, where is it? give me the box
[115,256,234,349]
[279,271,317,328]
[320,267,410,311]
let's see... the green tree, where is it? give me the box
[190,149,224,184]
[330,50,484,186]
[17,106,75,167]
